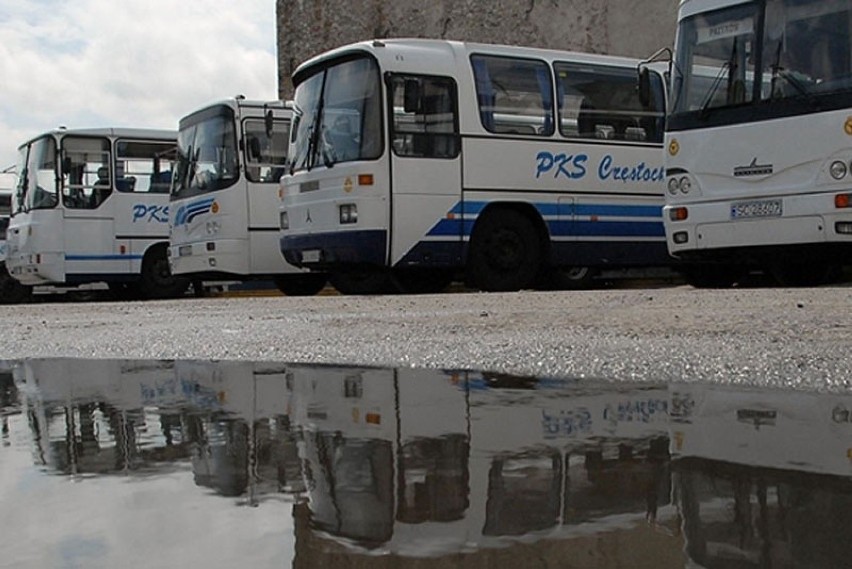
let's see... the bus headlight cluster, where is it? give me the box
[667,176,692,195]
[205,220,220,235]
[339,204,357,224]
[830,160,850,180]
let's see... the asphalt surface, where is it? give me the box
[1,284,850,393]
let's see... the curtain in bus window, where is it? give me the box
[471,57,496,131]
[535,65,554,135]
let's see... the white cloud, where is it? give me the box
[0,0,279,170]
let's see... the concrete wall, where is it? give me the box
[276,0,678,99]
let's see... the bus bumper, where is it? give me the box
[169,239,250,276]
[280,229,387,268]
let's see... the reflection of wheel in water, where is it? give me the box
[0,264,32,304]
[550,266,598,290]
[140,245,190,299]
[274,273,328,296]
[680,265,745,289]
[467,209,542,292]
[391,268,454,294]
[770,262,838,287]
[329,270,394,295]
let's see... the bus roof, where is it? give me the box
[678,0,751,20]
[18,127,176,149]
[293,38,659,84]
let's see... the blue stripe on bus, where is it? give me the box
[428,201,663,238]
[66,254,144,261]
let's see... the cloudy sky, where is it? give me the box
[0,0,279,177]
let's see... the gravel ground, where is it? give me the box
[1,284,851,393]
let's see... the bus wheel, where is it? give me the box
[330,270,393,295]
[392,268,454,294]
[681,265,744,288]
[274,273,328,296]
[140,245,190,299]
[468,209,542,292]
[0,265,32,304]
[550,266,598,290]
[770,262,836,287]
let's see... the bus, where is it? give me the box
[669,383,852,566]
[287,364,674,558]
[1,186,31,303]
[169,98,328,296]
[278,39,670,294]
[5,128,189,299]
[661,0,852,287]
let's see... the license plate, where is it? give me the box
[178,245,192,257]
[302,249,321,263]
[730,199,782,219]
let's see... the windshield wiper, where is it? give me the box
[700,38,738,118]
[769,41,817,105]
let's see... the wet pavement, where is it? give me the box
[1,358,851,568]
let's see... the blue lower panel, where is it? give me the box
[396,241,464,268]
[551,240,671,266]
[280,230,387,267]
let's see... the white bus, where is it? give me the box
[5,128,189,299]
[169,98,328,296]
[661,0,852,287]
[279,39,670,294]
[1,186,31,303]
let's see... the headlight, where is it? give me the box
[667,177,680,195]
[830,160,848,180]
[666,176,692,195]
[205,220,220,235]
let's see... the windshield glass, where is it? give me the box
[172,110,238,199]
[761,0,852,100]
[673,2,759,114]
[289,56,383,173]
[18,136,58,212]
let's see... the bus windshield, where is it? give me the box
[17,137,58,212]
[172,108,239,198]
[289,56,383,172]
[673,0,852,116]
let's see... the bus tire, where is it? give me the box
[0,264,32,304]
[467,209,542,292]
[770,262,836,287]
[330,269,393,295]
[391,268,454,294]
[274,273,328,296]
[681,265,744,288]
[550,266,598,290]
[140,245,190,299]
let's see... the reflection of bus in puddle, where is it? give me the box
[287,365,678,563]
[669,385,852,568]
[10,359,302,501]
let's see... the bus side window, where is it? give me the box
[116,140,177,193]
[61,137,111,209]
[390,75,459,159]
[556,62,665,144]
[471,54,554,136]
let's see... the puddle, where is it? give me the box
[1,359,851,568]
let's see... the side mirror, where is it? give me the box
[638,67,652,108]
[403,79,422,113]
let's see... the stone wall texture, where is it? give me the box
[276,0,678,98]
